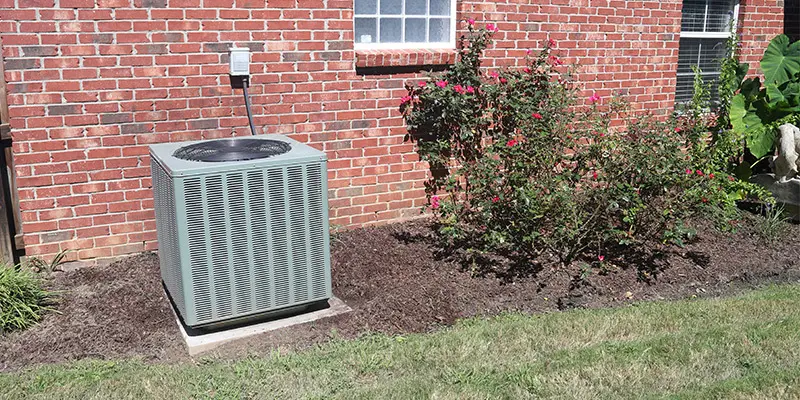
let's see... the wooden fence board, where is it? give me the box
[0,38,17,265]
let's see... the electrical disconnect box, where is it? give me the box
[229,47,250,76]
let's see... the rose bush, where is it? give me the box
[401,22,752,266]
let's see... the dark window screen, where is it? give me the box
[787,0,800,42]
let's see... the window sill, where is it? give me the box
[355,49,458,68]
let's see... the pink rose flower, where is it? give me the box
[431,195,440,209]
[467,17,475,26]
[400,95,412,105]
[436,80,447,88]
[490,71,499,79]
[453,84,465,94]
[589,93,601,103]
[486,23,499,32]
[499,77,507,84]
[418,81,427,87]
[507,139,518,147]
[492,196,499,203]
[548,38,557,47]
[598,255,605,262]
[466,86,475,94]
[531,112,542,119]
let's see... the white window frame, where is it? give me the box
[353,0,457,50]
[676,1,740,96]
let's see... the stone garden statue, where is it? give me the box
[773,123,800,183]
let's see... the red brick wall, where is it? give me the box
[0,0,783,262]
[739,0,786,67]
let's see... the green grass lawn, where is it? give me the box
[3,285,800,399]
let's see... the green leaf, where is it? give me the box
[736,62,750,85]
[740,77,761,101]
[766,83,789,108]
[730,94,749,134]
[734,161,752,180]
[782,81,800,107]
[746,127,776,158]
[760,34,800,85]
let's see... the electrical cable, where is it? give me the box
[242,76,257,136]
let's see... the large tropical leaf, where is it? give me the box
[730,94,749,134]
[760,34,800,85]
[766,83,789,108]
[735,62,749,86]
[783,81,800,107]
[739,77,761,101]
[746,127,776,158]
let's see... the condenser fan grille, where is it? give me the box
[173,138,291,162]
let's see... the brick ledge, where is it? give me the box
[355,49,458,68]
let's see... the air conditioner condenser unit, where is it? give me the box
[150,135,332,328]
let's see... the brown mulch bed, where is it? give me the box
[1,214,799,371]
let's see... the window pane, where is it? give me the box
[680,0,735,33]
[680,0,707,32]
[706,0,735,32]
[405,18,426,42]
[406,0,426,15]
[380,0,401,15]
[354,0,377,15]
[380,18,402,42]
[677,38,701,75]
[430,0,450,16]
[675,37,726,104]
[677,38,726,74]
[429,18,450,43]
[675,74,696,103]
[698,38,727,71]
[355,18,377,44]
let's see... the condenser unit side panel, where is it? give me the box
[303,160,332,300]
[182,174,217,326]
[157,155,332,328]
[318,161,333,299]
[173,178,198,327]
[151,157,187,321]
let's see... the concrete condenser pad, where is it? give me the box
[172,298,352,356]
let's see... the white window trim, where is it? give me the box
[353,0,457,51]
[675,2,740,81]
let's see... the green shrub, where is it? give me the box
[0,264,54,333]
[402,22,745,266]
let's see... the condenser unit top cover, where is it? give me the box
[149,135,325,177]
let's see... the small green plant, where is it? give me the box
[0,264,55,333]
[26,249,70,274]
[756,204,789,244]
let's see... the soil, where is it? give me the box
[1,214,799,371]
